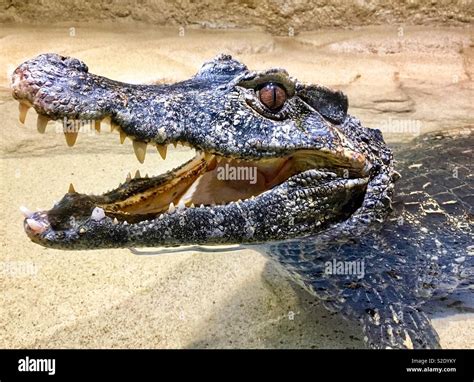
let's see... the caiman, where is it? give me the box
[11,53,473,349]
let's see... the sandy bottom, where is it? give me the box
[0,24,472,348]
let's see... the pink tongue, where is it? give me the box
[240,158,288,183]
[182,158,289,206]
[191,165,266,205]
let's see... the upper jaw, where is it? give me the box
[11,53,351,160]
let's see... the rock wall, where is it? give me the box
[0,0,472,34]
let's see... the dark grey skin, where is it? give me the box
[11,54,472,349]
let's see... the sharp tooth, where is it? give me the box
[177,200,186,210]
[133,141,147,163]
[158,214,164,219]
[126,172,132,182]
[91,207,105,221]
[134,170,141,179]
[37,114,49,133]
[200,204,205,208]
[64,130,78,146]
[68,183,76,193]
[94,120,101,132]
[190,203,195,208]
[237,199,242,203]
[119,131,127,144]
[156,144,167,160]
[204,152,215,161]
[113,217,119,225]
[168,202,176,213]
[19,103,30,124]
[26,218,46,233]
[123,221,128,225]
[20,206,33,218]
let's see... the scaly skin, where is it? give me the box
[261,128,473,349]
[11,54,472,349]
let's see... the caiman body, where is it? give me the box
[11,54,473,349]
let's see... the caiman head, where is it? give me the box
[12,53,396,249]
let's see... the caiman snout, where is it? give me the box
[13,53,395,249]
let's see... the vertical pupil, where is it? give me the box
[259,83,286,111]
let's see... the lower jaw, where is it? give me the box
[24,175,369,249]
[22,144,370,244]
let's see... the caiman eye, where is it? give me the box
[258,83,287,111]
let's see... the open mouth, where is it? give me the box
[11,53,382,248]
[19,110,370,236]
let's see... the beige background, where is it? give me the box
[0,0,472,33]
